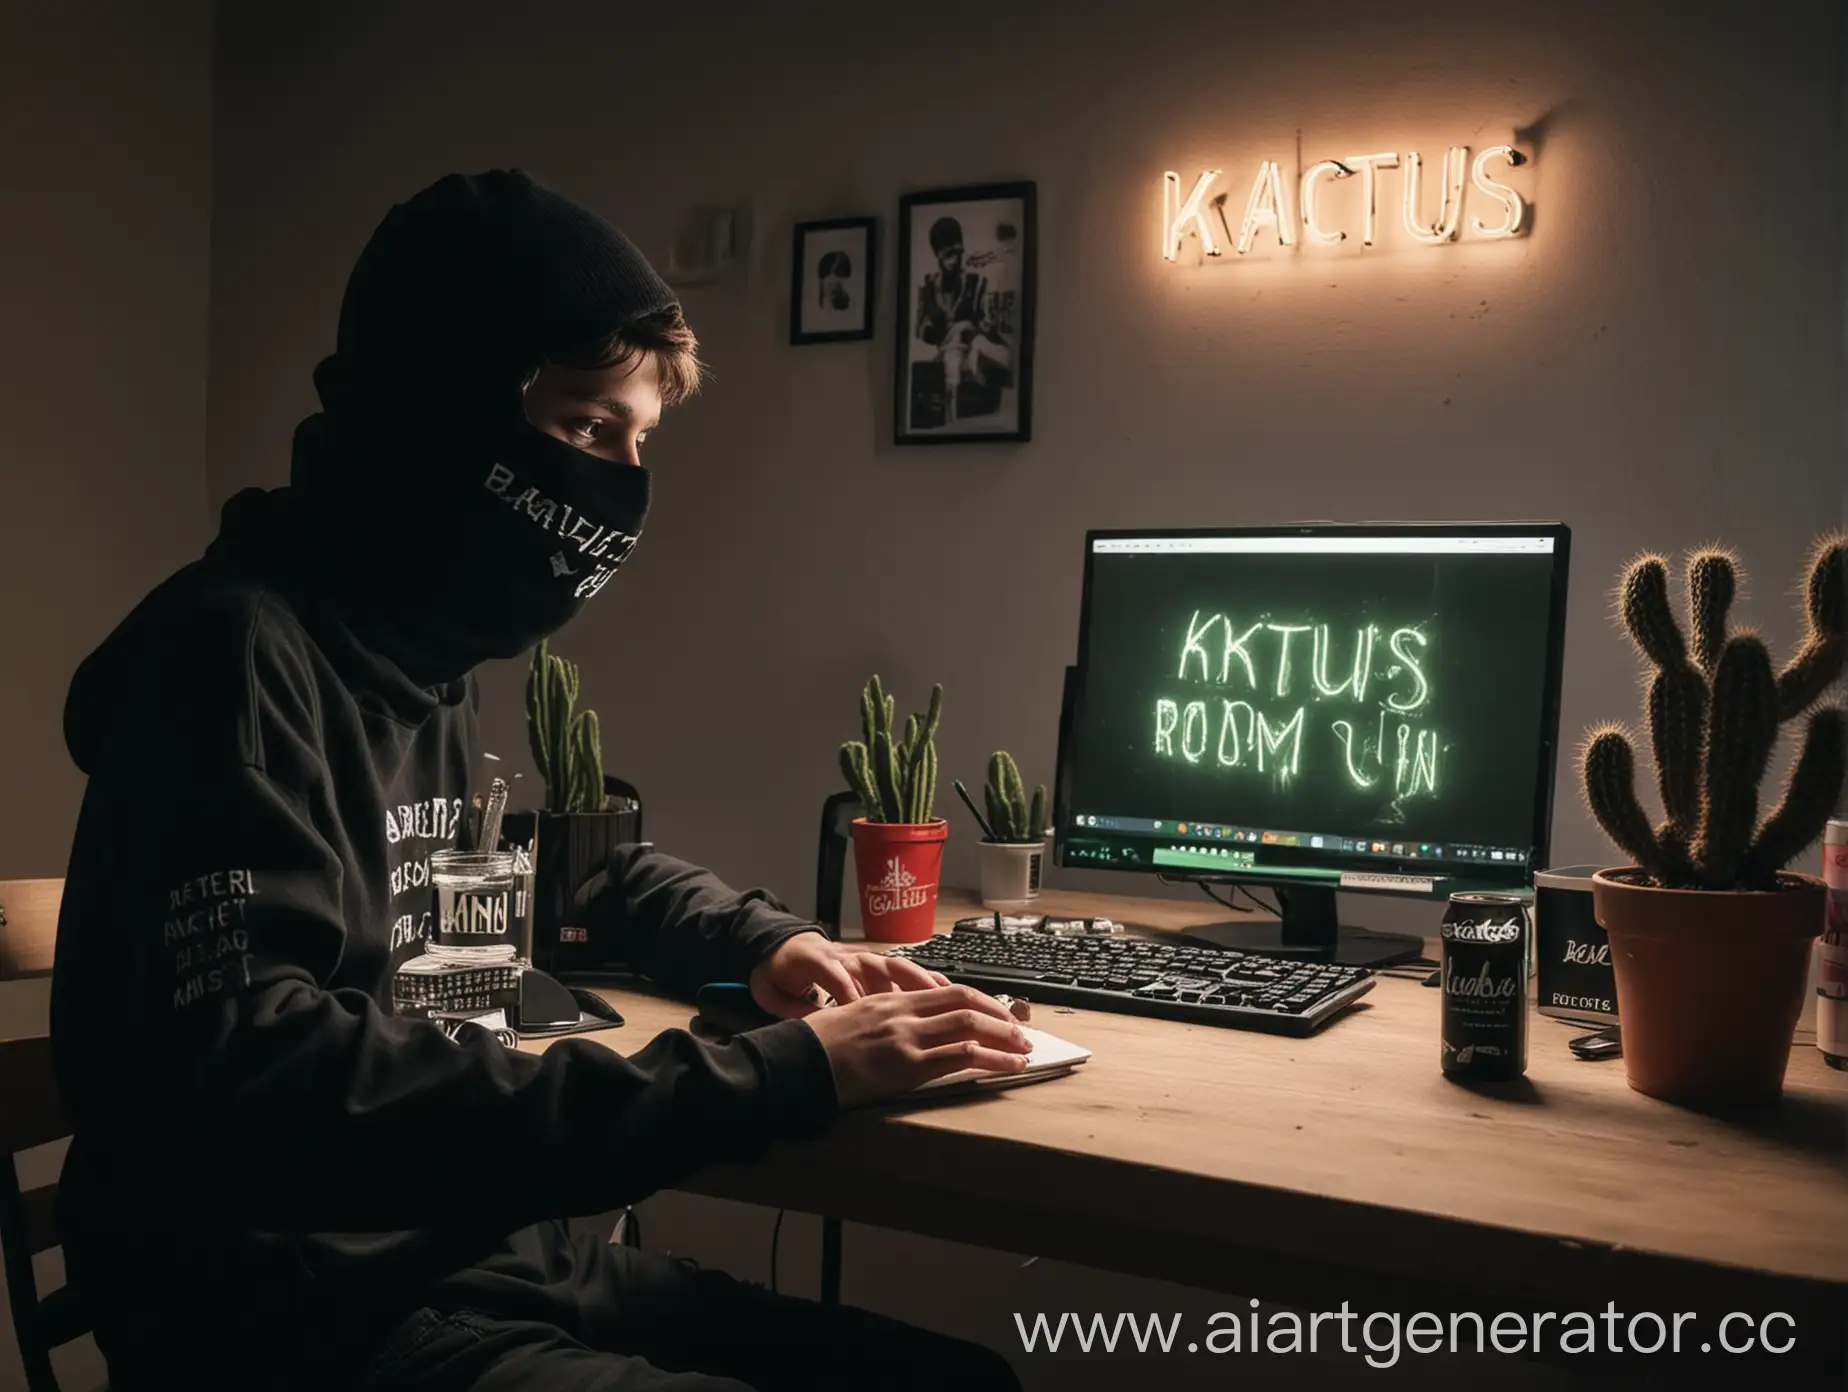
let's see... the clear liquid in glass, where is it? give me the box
[427,850,519,966]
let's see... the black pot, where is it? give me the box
[499,807,640,976]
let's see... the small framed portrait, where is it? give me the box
[895,181,1036,445]
[790,217,876,345]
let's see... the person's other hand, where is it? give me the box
[749,932,949,1019]
[803,985,1034,1107]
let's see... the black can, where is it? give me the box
[1440,892,1530,1080]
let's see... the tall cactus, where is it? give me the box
[525,638,608,814]
[1581,534,1848,890]
[983,750,1049,843]
[839,675,943,823]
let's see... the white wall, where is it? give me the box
[0,1,213,880]
[0,5,213,1389]
[209,0,1842,917]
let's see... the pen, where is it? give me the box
[478,777,509,853]
[953,778,997,840]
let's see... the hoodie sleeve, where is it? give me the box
[575,844,826,996]
[57,602,837,1236]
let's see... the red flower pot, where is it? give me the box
[850,818,947,944]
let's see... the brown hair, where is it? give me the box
[544,302,704,406]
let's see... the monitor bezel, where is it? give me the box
[1053,520,1573,895]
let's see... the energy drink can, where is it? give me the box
[1441,892,1530,1081]
[1819,820,1847,1071]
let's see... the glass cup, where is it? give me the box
[428,849,519,965]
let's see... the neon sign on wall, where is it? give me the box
[1162,145,1528,262]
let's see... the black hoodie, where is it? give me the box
[48,173,838,1388]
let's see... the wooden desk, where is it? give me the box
[525,888,1847,1355]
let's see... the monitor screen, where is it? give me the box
[1057,524,1570,893]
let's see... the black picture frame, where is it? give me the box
[790,217,877,345]
[895,181,1036,445]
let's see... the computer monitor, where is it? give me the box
[1054,522,1571,967]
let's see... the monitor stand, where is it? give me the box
[1176,884,1425,968]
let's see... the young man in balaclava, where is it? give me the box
[51,170,1029,1392]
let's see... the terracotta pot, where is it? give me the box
[1591,868,1825,1106]
[850,818,947,944]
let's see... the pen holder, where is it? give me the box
[499,804,641,974]
[977,838,1048,910]
[428,850,518,959]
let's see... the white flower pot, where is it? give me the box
[977,838,1048,909]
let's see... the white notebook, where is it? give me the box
[912,1026,1092,1095]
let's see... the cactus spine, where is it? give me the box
[840,675,942,823]
[525,638,608,814]
[983,750,1048,843]
[1580,535,1848,890]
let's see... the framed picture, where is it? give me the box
[895,181,1035,444]
[790,217,876,344]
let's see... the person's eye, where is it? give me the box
[565,417,605,443]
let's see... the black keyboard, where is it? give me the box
[885,923,1376,1036]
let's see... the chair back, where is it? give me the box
[603,774,643,843]
[814,791,864,939]
[0,877,93,1392]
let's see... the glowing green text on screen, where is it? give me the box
[1154,612,1444,800]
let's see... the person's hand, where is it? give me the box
[749,932,948,1020]
[802,985,1034,1107]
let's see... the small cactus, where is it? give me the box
[983,750,1048,843]
[1581,534,1847,890]
[840,675,942,823]
[525,638,608,814]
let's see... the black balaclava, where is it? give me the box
[283,169,678,685]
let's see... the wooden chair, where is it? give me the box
[1,877,96,1392]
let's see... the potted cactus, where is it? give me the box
[499,639,638,974]
[839,675,945,943]
[1582,534,1845,1106]
[975,751,1050,909]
